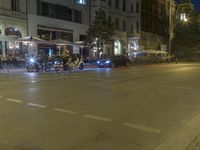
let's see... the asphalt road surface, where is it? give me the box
[0,64,200,150]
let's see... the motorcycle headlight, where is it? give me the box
[30,58,35,63]
[105,60,110,64]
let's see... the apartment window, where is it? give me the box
[108,16,112,23]
[108,0,112,7]
[123,20,126,31]
[131,4,133,13]
[131,24,133,32]
[75,0,87,5]
[74,10,82,23]
[123,0,126,11]
[11,0,19,11]
[136,21,140,33]
[115,18,119,30]
[136,2,140,13]
[115,0,119,9]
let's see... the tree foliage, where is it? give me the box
[171,12,200,59]
[84,9,114,57]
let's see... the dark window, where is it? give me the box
[79,35,86,41]
[123,0,126,11]
[74,10,82,23]
[56,5,72,21]
[131,24,133,32]
[11,0,19,11]
[136,21,140,33]
[108,0,112,7]
[115,0,119,9]
[123,20,126,31]
[136,2,140,13]
[0,42,2,55]
[131,4,133,12]
[108,16,112,23]
[115,18,119,30]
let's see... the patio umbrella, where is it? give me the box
[16,36,47,43]
[48,39,74,55]
[16,36,47,56]
[0,35,16,41]
[49,39,73,45]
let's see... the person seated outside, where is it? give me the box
[61,46,71,70]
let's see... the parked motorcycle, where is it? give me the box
[26,57,52,72]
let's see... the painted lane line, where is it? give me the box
[160,85,173,88]
[53,108,77,114]
[27,103,47,108]
[122,122,160,134]
[6,98,22,103]
[176,87,194,90]
[84,114,112,122]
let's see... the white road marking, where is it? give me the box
[160,85,173,88]
[53,108,77,114]
[84,114,112,122]
[6,98,22,103]
[122,122,160,134]
[27,103,47,108]
[176,86,194,90]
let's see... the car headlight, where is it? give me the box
[105,60,110,64]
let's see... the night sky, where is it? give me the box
[192,0,200,12]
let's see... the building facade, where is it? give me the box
[0,0,27,58]
[177,0,194,21]
[0,0,176,59]
[141,0,176,52]
[26,0,90,56]
[90,0,141,57]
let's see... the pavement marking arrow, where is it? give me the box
[122,122,160,134]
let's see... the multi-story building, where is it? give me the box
[177,0,194,21]
[0,0,27,58]
[90,0,141,57]
[27,0,90,55]
[141,0,175,52]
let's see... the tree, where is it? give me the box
[171,12,200,60]
[85,9,114,57]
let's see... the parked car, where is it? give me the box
[97,55,130,67]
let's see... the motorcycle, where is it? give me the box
[26,57,52,72]
[54,54,84,73]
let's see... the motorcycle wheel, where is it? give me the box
[26,64,34,72]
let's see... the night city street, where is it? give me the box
[0,64,200,150]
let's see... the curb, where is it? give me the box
[154,113,200,150]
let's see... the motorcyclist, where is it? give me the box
[38,49,47,71]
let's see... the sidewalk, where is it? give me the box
[186,134,200,150]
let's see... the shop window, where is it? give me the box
[5,27,22,38]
